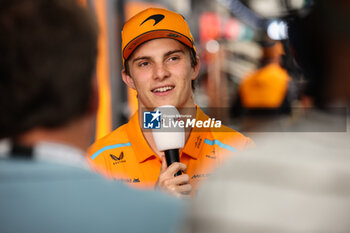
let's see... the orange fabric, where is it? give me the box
[121,8,196,65]
[94,0,112,139]
[87,107,252,194]
[240,63,290,108]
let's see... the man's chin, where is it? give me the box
[140,102,176,110]
[151,100,177,108]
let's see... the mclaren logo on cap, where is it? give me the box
[140,14,165,26]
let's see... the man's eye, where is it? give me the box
[169,56,179,62]
[138,62,149,67]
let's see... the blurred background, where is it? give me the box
[69,0,312,141]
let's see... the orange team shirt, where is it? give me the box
[240,63,290,108]
[87,107,253,194]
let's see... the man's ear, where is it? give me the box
[122,69,136,90]
[191,56,201,81]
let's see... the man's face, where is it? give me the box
[122,38,199,109]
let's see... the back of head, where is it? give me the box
[0,0,98,139]
[260,40,284,65]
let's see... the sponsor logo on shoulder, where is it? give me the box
[110,152,126,165]
[110,152,124,161]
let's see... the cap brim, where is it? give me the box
[123,30,194,61]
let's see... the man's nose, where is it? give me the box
[153,63,170,81]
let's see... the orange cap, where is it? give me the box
[122,8,196,67]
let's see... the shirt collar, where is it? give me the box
[181,106,210,159]
[126,111,157,163]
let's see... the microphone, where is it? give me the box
[152,105,185,176]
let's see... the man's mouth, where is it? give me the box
[152,85,175,93]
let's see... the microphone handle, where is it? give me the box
[165,149,182,177]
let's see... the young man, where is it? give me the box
[0,1,182,232]
[88,8,252,197]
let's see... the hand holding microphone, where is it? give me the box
[152,105,184,175]
[153,105,192,197]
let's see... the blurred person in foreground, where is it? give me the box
[87,8,252,198]
[187,0,350,232]
[0,1,182,232]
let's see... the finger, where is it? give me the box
[175,174,190,185]
[165,162,187,176]
[166,184,191,197]
[177,184,192,194]
[164,174,190,186]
